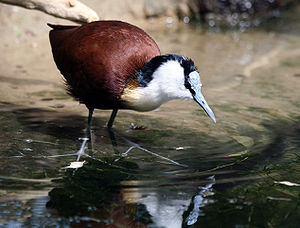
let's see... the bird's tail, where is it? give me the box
[47,23,78,30]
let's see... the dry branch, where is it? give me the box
[0,0,99,23]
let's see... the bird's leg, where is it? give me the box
[106,109,119,150]
[87,108,95,153]
[76,108,94,161]
[87,108,94,131]
[107,109,118,129]
[87,108,94,140]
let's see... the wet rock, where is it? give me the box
[142,0,298,28]
[144,0,193,19]
[186,0,297,28]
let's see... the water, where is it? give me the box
[0,3,300,228]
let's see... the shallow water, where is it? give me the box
[1,3,300,228]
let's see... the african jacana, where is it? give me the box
[48,21,216,128]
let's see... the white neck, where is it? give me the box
[121,60,192,111]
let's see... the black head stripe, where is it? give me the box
[137,54,197,87]
[181,58,197,76]
[179,57,198,93]
[184,78,195,95]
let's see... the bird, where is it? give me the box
[48,20,216,129]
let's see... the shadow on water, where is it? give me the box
[183,118,300,228]
[0,101,300,227]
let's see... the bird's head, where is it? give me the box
[181,58,216,123]
[123,54,216,123]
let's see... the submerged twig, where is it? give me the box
[200,156,249,173]
[120,136,188,168]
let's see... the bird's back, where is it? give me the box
[48,21,160,109]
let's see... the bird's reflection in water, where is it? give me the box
[47,155,217,228]
[184,176,216,226]
[47,158,152,227]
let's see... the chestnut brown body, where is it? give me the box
[49,21,160,110]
